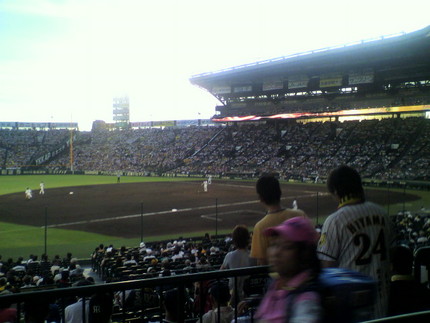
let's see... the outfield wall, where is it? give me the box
[2,168,429,191]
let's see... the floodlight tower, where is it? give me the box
[113,96,130,129]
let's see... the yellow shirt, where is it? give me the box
[250,208,306,264]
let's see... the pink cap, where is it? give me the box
[264,216,318,245]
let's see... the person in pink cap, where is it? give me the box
[254,216,322,323]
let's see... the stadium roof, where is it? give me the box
[190,25,430,92]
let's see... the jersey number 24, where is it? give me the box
[353,229,387,266]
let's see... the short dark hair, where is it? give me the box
[327,165,365,201]
[256,175,281,205]
[232,225,250,249]
[163,288,180,321]
[209,281,231,305]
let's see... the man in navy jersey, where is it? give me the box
[317,165,394,319]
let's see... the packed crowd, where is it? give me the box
[1,117,429,181]
[93,236,232,282]
[0,232,256,322]
[174,117,430,181]
[393,209,430,249]
[0,129,69,168]
[0,252,86,292]
[48,127,222,174]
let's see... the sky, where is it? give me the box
[0,0,429,130]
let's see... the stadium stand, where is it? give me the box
[0,234,272,322]
[0,129,70,169]
[0,117,429,181]
[2,117,427,181]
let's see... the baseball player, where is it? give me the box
[317,165,394,319]
[25,187,32,200]
[208,175,212,185]
[202,180,208,193]
[292,199,298,210]
[39,182,45,195]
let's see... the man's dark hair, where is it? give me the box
[256,175,282,205]
[327,165,365,201]
[232,225,250,249]
[163,288,180,321]
[209,281,231,305]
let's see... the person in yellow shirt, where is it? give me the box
[250,175,307,265]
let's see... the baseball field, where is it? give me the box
[0,175,426,259]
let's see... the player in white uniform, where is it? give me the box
[292,199,298,210]
[202,180,208,192]
[207,175,212,185]
[25,187,32,200]
[39,182,45,195]
[317,165,394,319]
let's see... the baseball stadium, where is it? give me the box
[1,25,430,322]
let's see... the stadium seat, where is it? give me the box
[414,246,430,285]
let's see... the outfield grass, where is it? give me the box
[0,174,200,195]
[0,175,429,260]
[0,175,204,259]
[0,220,234,261]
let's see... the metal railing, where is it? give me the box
[0,266,270,323]
[1,265,429,322]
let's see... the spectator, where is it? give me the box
[255,217,322,322]
[0,277,10,295]
[123,254,138,266]
[0,300,17,323]
[250,175,306,265]
[161,288,181,323]
[64,279,95,323]
[220,225,251,305]
[197,281,234,323]
[89,292,114,323]
[12,257,26,272]
[317,165,394,319]
[56,270,71,288]
[21,275,34,289]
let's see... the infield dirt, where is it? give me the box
[0,180,418,239]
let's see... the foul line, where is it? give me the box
[45,191,323,228]
[45,199,261,228]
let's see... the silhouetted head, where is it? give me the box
[256,175,282,205]
[209,281,231,306]
[232,225,250,249]
[327,165,365,202]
